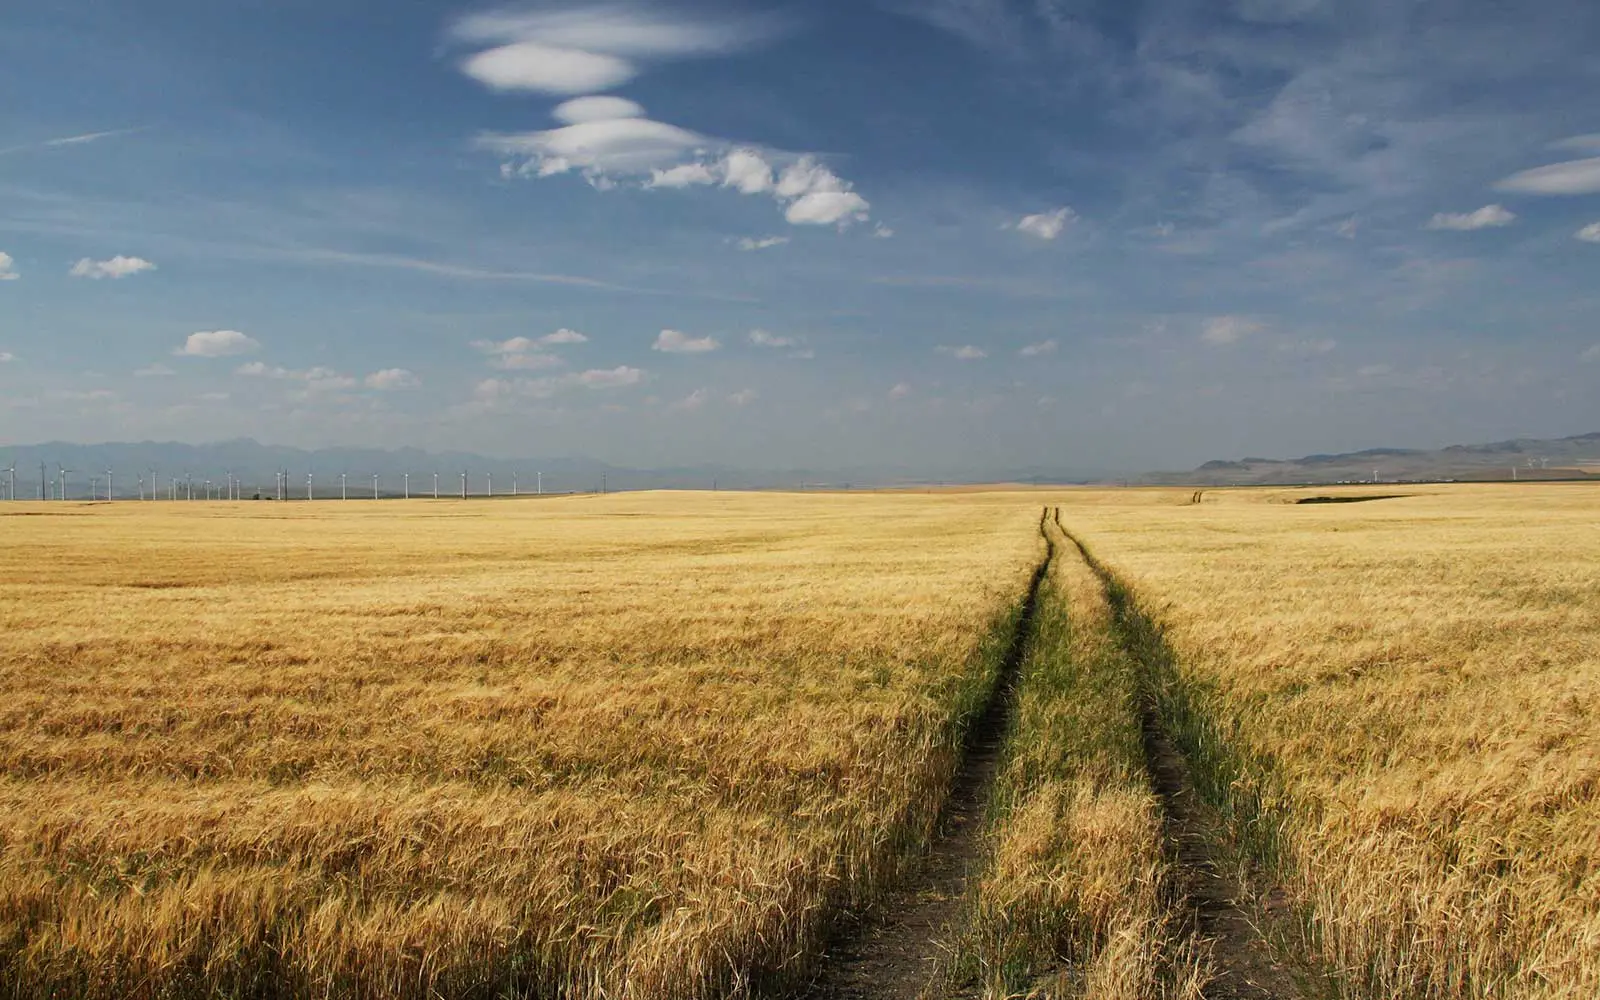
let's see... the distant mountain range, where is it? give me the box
[1148,432,1600,486]
[3,432,1596,499]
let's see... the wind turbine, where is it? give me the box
[487,471,493,497]
[460,470,467,499]
[3,462,15,501]
[307,473,314,500]
[513,473,518,497]
[105,470,114,501]
[537,471,542,495]
[149,466,159,501]
[39,462,48,501]
[185,472,193,501]
[404,472,410,500]
[341,472,348,501]
[372,473,379,500]
[433,471,439,499]
[58,465,73,501]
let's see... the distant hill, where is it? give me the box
[1150,432,1600,486]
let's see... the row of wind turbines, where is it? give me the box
[0,463,565,501]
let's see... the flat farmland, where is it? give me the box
[4,484,1596,1000]
[0,493,1041,998]
[1056,484,1600,999]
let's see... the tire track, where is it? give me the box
[1053,512,1314,1000]
[803,510,1056,1000]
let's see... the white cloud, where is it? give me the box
[1201,316,1264,346]
[787,191,870,226]
[1016,207,1076,240]
[235,362,355,391]
[365,368,420,390]
[177,330,260,357]
[552,95,646,124]
[0,351,13,363]
[462,43,634,95]
[488,128,871,227]
[497,352,564,371]
[671,388,709,411]
[888,382,912,400]
[0,252,18,281]
[1579,344,1600,363]
[453,6,780,97]
[134,363,174,377]
[728,388,757,406]
[1019,339,1058,357]
[70,255,157,279]
[722,149,775,194]
[873,224,895,239]
[937,345,988,360]
[1575,222,1600,243]
[737,235,789,251]
[472,330,586,370]
[654,328,720,354]
[199,391,230,402]
[1426,205,1516,231]
[571,366,645,388]
[648,162,718,188]
[452,6,773,60]
[1495,157,1600,196]
[540,328,589,345]
[483,118,706,178]
[748,329,796,348]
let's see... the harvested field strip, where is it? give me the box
[1060,519,1327,1000]
[947,513,1208,999]
[808,509,1053,1000]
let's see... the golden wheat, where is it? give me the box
[0,492,1042,998]
[1057,483,1600,1000]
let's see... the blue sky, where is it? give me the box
[2,0,1598,473]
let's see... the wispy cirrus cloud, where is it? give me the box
[1495,157,1600,195]
[0,126,147,158]
[1426,205,1515,231]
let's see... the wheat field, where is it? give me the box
[0,492,1042,998]
[3,484,1596,999]
[1056,483,1600,999]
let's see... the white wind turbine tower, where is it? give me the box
[433,471,439,499]
[3,462,15,501]
[512,473,518,497]
[537,471,542,495]
[372,473,379,500]
[404,472,410,500]
[149,466,159,501]
[307,473,314,500]
[460,470,467,499]
[58,465,73,501]
[486,471,493,497]
[105,469,114,502]
[340,472,348,501]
